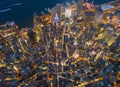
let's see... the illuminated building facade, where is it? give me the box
[51,4,63,20]
[76,0,84,16]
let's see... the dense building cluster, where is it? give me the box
[0,0,120,87]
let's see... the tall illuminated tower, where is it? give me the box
[77,0,84,16]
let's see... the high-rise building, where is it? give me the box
[77,0,84,16]
[56,4,62,20]
[51,7,56,19]
[51,4,63,20]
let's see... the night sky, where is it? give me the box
[0,0,113,28]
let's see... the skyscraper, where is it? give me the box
[56,4,62,20]
[77,0,84,16]
[51,4,63,20]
